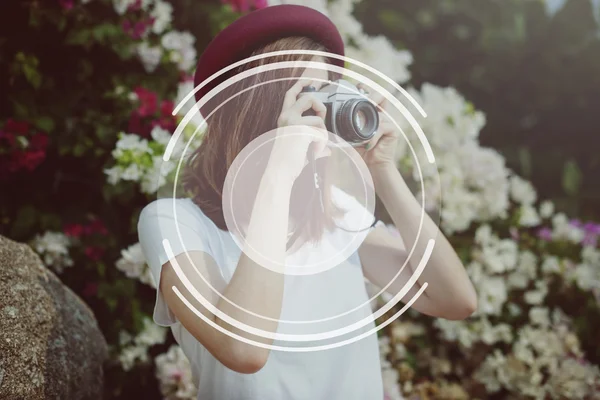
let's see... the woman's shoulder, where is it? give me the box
[139,197,217,232]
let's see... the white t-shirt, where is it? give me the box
[137,187,384,400]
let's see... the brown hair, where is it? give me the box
[182,36,343,244]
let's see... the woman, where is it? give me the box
[138,5,477,400]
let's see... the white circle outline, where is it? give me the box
[157,52,441,348]
[167,60,433,338]
[168,68,435,326]
[224,128,375,274]
[166,64,432,340]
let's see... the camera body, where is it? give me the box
[298,79,379,145]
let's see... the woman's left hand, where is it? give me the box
[355,85,400,170]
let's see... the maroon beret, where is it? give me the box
[193,4,345,117]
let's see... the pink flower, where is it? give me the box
[89,219,109,235]
[30,132,49,150]
[4,119,29,134]
[59,0,74,10]
[84,246,105,261]
[537,227,553,241]
[82,283,98,297]
[64,223,85,238]
[122,18,154,40]
[222,0,267,12]
[19,150,46,171]
[509,227,520,241]
[133,87,158,117]
[0,130,16,147]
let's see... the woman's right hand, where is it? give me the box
[266,79,330,183]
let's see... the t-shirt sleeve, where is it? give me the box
[137,199,213,327]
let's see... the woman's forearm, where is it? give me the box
[371,164,477,319]
[215,170,292,356]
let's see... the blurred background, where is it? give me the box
[1,0,599,399]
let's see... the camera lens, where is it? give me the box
[336,99,379,143]
[354,110,367,131]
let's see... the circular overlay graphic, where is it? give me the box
[152,51,443,352]
[222,125,376,275]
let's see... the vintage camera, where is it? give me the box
[298,79,379,145]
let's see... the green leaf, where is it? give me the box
[562,159,582,196]
[34,116,55,133]
[518,146,532,178]
[11,99,29,120]
[66,29,92,46]
[92,23,121,43]
[10,205,37,239]
[97,262,106,278]
[23,64,42,89]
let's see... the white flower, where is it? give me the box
[118,317,167,371]
[151,0,173,34]
[477,276,508,315]
[507,251,537,290]
[161,31,192,51]
[529,307,551,328]
[519,204,541,227]
[346,35,413,85]
[268,0,329,16]
[541,256,561,275]
[545,358,600,399]
[524,280,549,305]
[31,231,74,273]
[572,263,599,292]
[539,200,554,219]
[118,344,148,371]
[481,238,519,273]
[135,317,167,347]
[161,31,197,72]
[175,80,207,127]
[113,0,136,15]
[434,319,477,348]
[475,224,493,245]
[136,42,163,73]
[381,367,403,400]
[104,165,122,185]
[509,175,537,205]
[116,243,156,288]
[155,345,197,400]
[551,213,585,244]
[328,0,364,41]
[121,163,143,181]
[151,125,172,145]
[115,133,151,152]
[507,303,522,317]
[140,156,176,194]
[544,0,567,17]
[582,246,600,265]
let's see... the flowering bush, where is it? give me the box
[2,0,599,399]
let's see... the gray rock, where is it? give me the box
[0,235,108,400]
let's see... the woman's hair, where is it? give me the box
[183,36,343,244]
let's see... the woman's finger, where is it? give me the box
[364,128,384,151]
[365,121,397,151]
[294,115,328,131]
[282,79,313,111]
[290,94,327,119]
[357,83,387,109]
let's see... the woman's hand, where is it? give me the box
[266,79,330,182]
[355,85,400,171]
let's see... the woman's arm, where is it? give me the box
[355,84,477,321]
[157,78,329,374]
[160,170,293,374]
[359,165,477,320]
